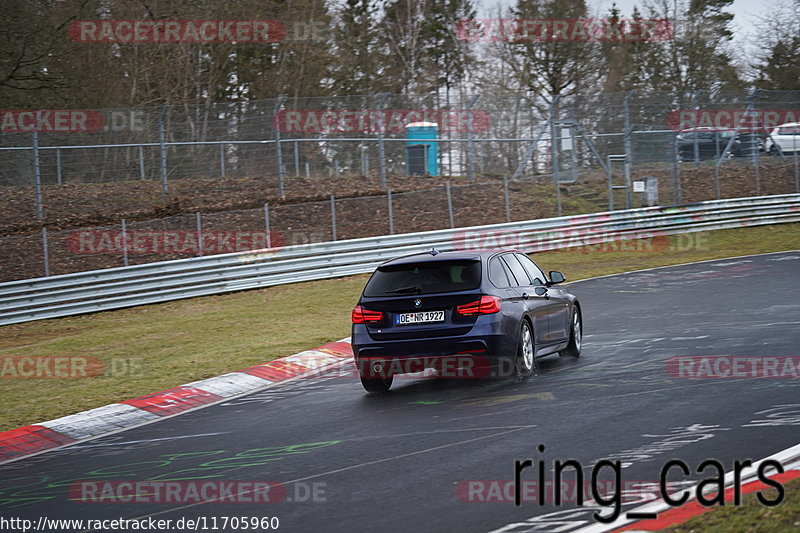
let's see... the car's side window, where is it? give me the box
[488,256,511,288]
[516,254,546,286]
[501,254,532,286]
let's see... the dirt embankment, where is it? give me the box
[1,161,797,282]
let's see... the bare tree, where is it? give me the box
[0,0,98,107]
[751,0,800,90]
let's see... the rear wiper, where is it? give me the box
[386,285,422,294]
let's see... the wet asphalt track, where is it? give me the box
[1,252,799,532]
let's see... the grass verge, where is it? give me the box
[666,476,800,532]
[0,222,798,432]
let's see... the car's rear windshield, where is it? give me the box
[363,260,481,296]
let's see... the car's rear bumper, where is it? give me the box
[352,328,515,378]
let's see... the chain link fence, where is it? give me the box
[2,89,799,282]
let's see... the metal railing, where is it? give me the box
[1,193,798,326]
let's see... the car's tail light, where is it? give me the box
[352,305,384,324]
[456,295,502,316]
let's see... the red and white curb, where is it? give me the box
[572,443,800,532]
[0,338,353,464]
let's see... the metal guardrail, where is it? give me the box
[1,194,799,326]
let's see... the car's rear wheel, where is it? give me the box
[560,306,582,357]
[515,320,536,378]
[360,375,393,393]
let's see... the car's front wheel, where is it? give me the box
[515,320,536,378]
[560,306,582,357]
[360,375,393,393]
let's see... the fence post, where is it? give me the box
[607,154,613,211]
[569,126,579,184]
[753,143,760,196]
[387,189,394,234]
[41,227,50,277]
[56,148,62,185]
[466,94,480,180]
[195,212,203,257]
[294,140,300,176]
[360,144,369,176]
[32,131,43,220]
[748,91,760,196]
[446,181,454,228]
[121,219,129,267]
[691,90,700,167]
[794,134,799,193]
[264,203,272,248]
[377,132,387,187]
[674,142,682,205]
[549,98,562,217]
[623,91,633,207]
[273,96,287,197]
[503,174,511,222]
[139,145,146,180]
[219,143,226,177]
[330,194,337,241]
[375,93,390,189]
[158,104,169,203]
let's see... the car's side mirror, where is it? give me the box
[547,271,566,285]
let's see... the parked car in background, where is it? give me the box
[766,123,800,155]
[351,249,582,392]
[675,127,762,161]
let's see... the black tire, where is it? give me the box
[769,145,780,156]
[360,375,393,393]
[560,306,582,358]
[515,320,536,378]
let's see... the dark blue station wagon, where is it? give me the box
[351,249,582,392]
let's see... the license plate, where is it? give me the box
[396,310,445,325]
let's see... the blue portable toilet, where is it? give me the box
[405,122,438,176]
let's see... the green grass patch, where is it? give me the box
[0,222,798,431]
[666,476,800,532]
